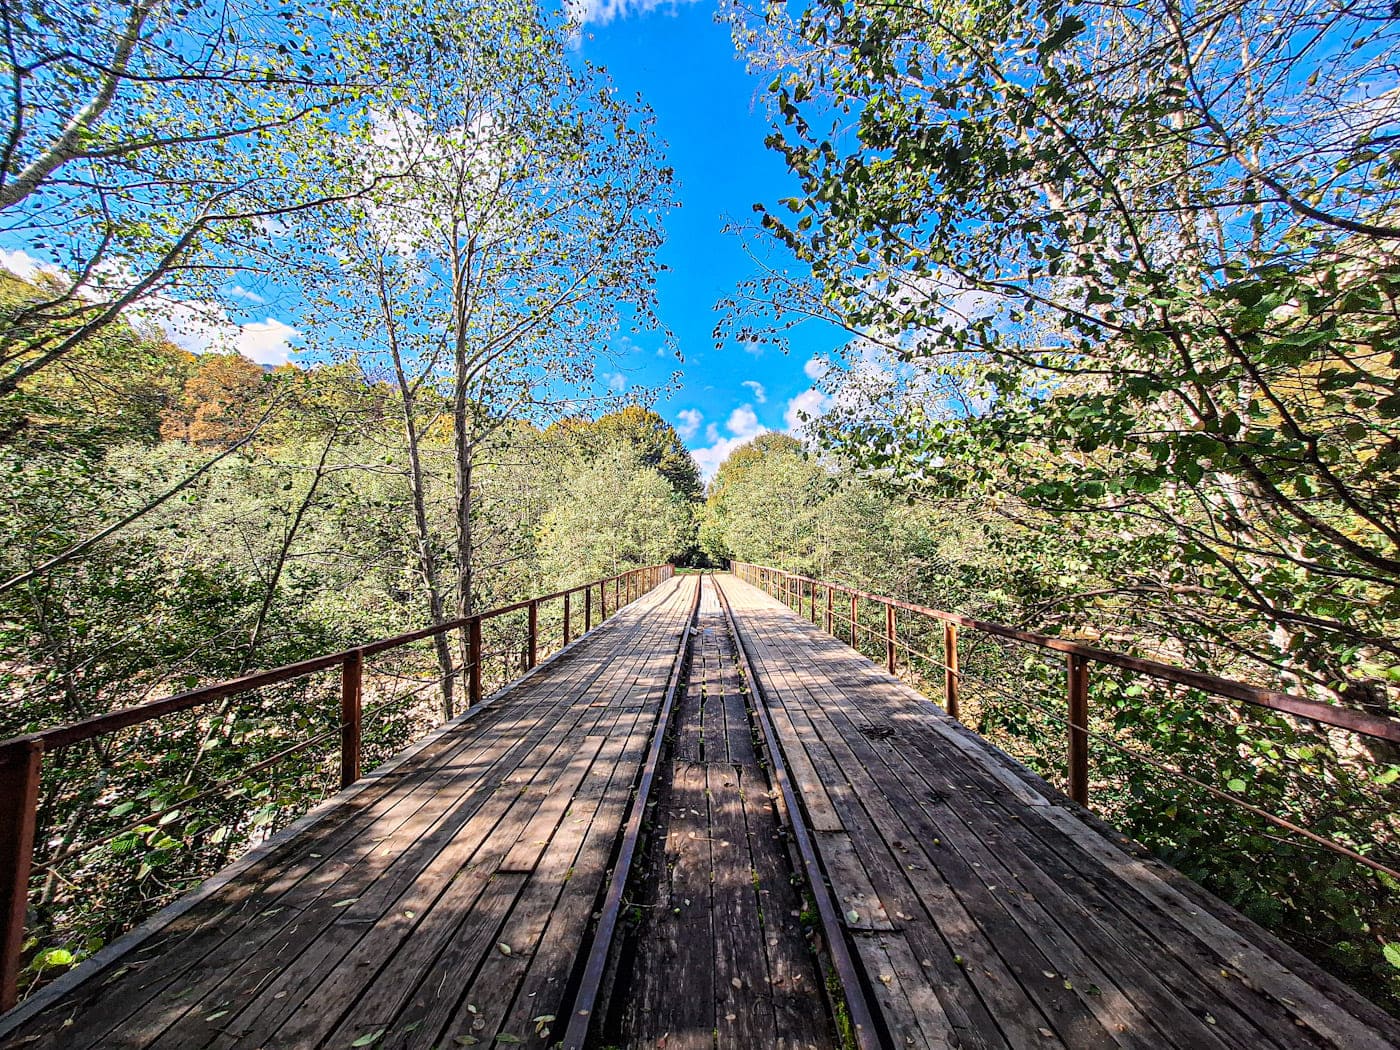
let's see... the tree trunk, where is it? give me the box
[392,364,457,721]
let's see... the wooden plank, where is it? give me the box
[725,580,1120,1049]
[171,654,646,1050]
[615,578,836,1050]
[19,582,688,1048]
[851,932,944,1050]
[492,664,684,1046]
[257,733,611,1050]
[636,754,714,1050]
[710,761,777,1047]
[782,617,1332,1050]
[887,724,1295,1050]
[719,575,1400,1050]
[2,577,696,1050]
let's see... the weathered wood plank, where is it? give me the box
[615,576,838,1050]
[717,573,1400,1050]
[0,576,698,1050]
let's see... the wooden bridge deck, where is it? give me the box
[0,575,700,1050]
[715,574,1400,1050]
[1,572,1397,1049]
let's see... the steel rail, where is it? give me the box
[711,574,884,1050]
[560,574,701,1050]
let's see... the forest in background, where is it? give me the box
[0,0,1396,1020]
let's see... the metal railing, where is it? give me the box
[0,563,675,1011]
[731,561,1400,877]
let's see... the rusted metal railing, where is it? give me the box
[0,564,675,1011]
[731,561,1400,878]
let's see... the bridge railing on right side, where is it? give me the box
[730,560,1400,1004]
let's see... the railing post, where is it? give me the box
[943,622,960,722]
[0,738,41,1012]
[468,616,483,706]
[885,602,897,674]
[825,585,833,634]
[584,586,592,632]
[527,600,539,669]
[563,592,572,647]
[850,592,858,647]
[1068,654,1090,807]
[809,582,817,622]
[340,650,363,789]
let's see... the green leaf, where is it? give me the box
[1383,944,1400,970]
[351,1030,385,1047]
[1226,778,1246,793]
[32,948,74,971]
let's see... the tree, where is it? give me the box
[161,354,270,447]
[727,0,1400,1004]
[0,270,191,446]
[536,447,696,584]
[727,0,1400,708]
[550,407,703,500]
[301,0,673,712]
[0,0,420,400]
[699,433,826,567]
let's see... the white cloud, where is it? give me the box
[564,0,701,27]
[785,388,831,435]
[691,402,769,480]
[803,354,829,381]
[726,404,763,439]
[693,435,753,481]
[233,319,302,366]
[0,248,62,284]
[675,408,703,441]
[741,379,767,404]
[604,371,629,392]
[0,245,299,365]
[153,298,302,366]
[227,284,267,305]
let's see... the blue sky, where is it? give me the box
[570,0,845,475]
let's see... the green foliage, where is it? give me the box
[537,447,697,585]
[727,0,1400,1008]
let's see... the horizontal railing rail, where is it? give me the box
[731,561,1400,880]
[0,563,675,1011]
[733,562,1400,745]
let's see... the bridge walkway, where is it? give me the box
[715,572,1400,1050]
[0,575,700,1050]
[1,573,1398,1049]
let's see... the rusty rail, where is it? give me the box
[731,561,1400,878]
[0,564,674,1012]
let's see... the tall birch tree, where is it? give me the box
[304,0,673,714]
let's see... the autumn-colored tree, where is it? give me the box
[161,354,269,447]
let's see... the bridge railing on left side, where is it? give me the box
[0,564,675,1012]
